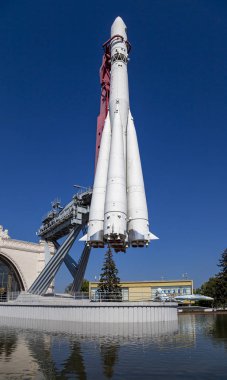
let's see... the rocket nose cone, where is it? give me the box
[111,16,127,39]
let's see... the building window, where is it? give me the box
[0,256,23,300]
[121,288,129,301]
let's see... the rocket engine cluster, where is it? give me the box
[81,17,158,252]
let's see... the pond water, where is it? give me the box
[0,313,226,379]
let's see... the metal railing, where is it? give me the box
[0,290,19,302]
[89,290,160,303]
[0,290,178,304]
[90,291,123,302]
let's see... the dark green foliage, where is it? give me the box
[97,248,121,301]
[80,279,89,292]
[215,248,227,307]
[197,249,227,308]
[65,279,89,294]
[196,277,218,299]
[218,248,227,274]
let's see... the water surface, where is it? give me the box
[0,314,226,379]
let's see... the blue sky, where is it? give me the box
[0,0,226,290]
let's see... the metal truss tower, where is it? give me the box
[28,190,92,295]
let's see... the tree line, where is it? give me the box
[195,248,227,308]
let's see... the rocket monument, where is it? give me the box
[81,17,158,252]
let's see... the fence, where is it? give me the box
[0,290,22,302]
[0,290,178,304]
[90,291,155,303]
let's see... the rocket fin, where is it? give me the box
[79,234,87,242]
[149,232,159,240]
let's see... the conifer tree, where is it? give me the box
[218,248,227,275]
[98,248,121,300]
[215,248,227,307]
[195,249,227,308]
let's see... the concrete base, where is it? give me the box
[0,317,179,338]
[0,294,177,323]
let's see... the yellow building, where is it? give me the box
[89,280,193,302]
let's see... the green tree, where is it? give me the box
[215,248,227,308]
[196,249,227,308]
[196,276,218,299]
[80,279,89,292]
[65,278,89,294]
[97,248,121,301]
[218,248,227,274]
[195,277,218,307]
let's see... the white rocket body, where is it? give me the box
[85,113,111,247]
[84,17,158,251]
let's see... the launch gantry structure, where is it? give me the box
[28,189,92,295]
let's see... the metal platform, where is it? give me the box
[38,190,92,241]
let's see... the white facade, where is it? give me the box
[0,226,55,291]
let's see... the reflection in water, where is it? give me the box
[100,342,119,379]
[26,333,56,379]
[27,332,87,379]
[0,329,17,359]
[204,314,227,351]
[59,341,87,380]
[0,315,226,379]
[212,314,227,340]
